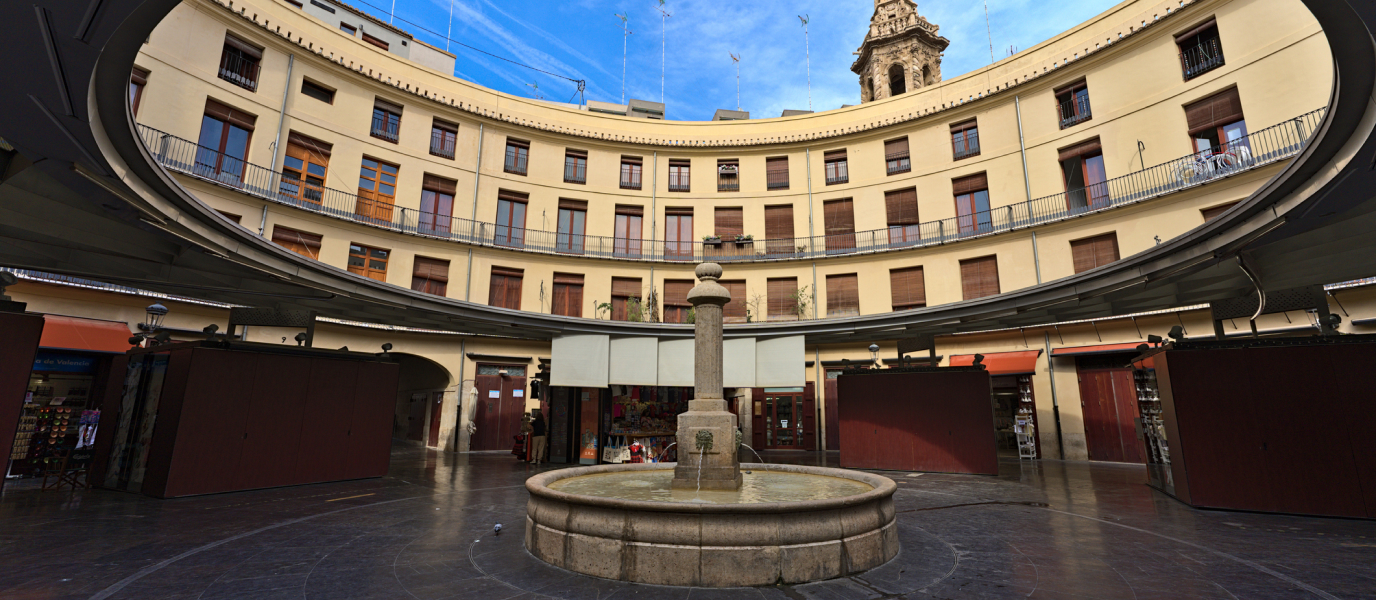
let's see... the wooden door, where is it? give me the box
[161,349,257,497]
[345,361,400,479]
[472,373,502,450]
[801,382,817,451]
[296,359,358,484]
[427,391,444,447]
[500,375,528,451]
[1077,368,1143,463]
[824,375,840,451]
[406,393,427,441]
[235,354,311,491]
[750,388,765,450]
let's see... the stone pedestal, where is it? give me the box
[671,263,742,491]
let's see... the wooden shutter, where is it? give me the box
[1201,201,1238,222]
[960,256,1000,300]
[1058,137,1103,162]
[884,138,910,156]
[433,118,458,133]
[1069,233,1119,274]
[950,119,977,134]
[489,267,523,310]
[551,273,583,317]
[270,226,321,258]
[621,155,643,165]
[721,280,747,321]
[884,188,919,225]
[890,266,926,310]
[1175,18,1218,42]
[224,33,263,60]
[559,198,588,211]
[565,148,588,159]
[130,67,149,86]
[497,189,528,203]
[412,256,449,281]
[764,205,795,240]
[422,174,457,195]
[766,157,789,187]
[612,277,641,298]
[204,98,256,130]
[823,199,855,235]
[715,207,744,237]
[768,278,799,319]
[664,280,693,307]
[823,149,846,161]
[665,206,693,216]
[952,173,988,196]
[374,97,404,115]
[1184,87,1244,135]
[288,131,332,158]
[826,274,859,316]
[615,204,644,217]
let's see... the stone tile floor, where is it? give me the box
[1,445,1373,599]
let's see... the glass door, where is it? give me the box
[763,392,804,449]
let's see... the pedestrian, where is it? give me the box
[514,414,532,460]
[529,410,547,465]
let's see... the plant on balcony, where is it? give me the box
[702,235,722,245]
[734,234,754,242]
[790,285,813,320]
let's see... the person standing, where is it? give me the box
[529,410,547,465]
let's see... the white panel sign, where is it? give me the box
[657,339,695,387]
[551,335,610,388]
[756,336,806,386]
[609,337,659,386]
[723,338,757,388]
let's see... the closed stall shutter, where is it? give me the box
[722,280,747,322]
[715,207,744,238]
[411,256,450,296]
[890,266,926,310]
[960,256,1000,300]
[489,266,523,310]
[270,226,321,259]
[768,277,799,320]
[1069,233,1120,274]
[663,279,694,323]
[823,199,856,252]
[1184,88,1244,135]
[764,204,795,254]
[551,273,584,317]
[826,274,859,316]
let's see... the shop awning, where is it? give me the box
[1050,342,1147,357]
[39,315,132,353]
[948,349,1042,375]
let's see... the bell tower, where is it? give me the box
[851,0,949,103]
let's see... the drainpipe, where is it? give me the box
[470,123,484,221]
[1017,97,1041,285]
[1031,232,1042,284]
[1043,332,1065,459]
[464,248,473,302]
[804,148,815,240]
[263,54,294,237]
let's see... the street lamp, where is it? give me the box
[868,343,880,367]
[144,303,168,331]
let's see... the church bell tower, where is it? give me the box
[851,0,950,103]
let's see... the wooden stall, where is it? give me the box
[0,310,45,492]
[836,367,997,474]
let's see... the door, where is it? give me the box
[761,391,805,449]
[1077,367,1144,463]
[406,393,427,441]
[824,371,841,451]
[471,365,527,451]
[426,391,444,447]
[235,354,311,491]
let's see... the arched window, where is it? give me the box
[922,65,935,86]
[888,64,907,96]
[867,77,876,100]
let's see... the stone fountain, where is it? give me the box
[525,263,898,587]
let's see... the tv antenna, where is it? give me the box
[799,15,812,111]
[615,13,633,104]
[656,1,672,104]
[729,52,741,111]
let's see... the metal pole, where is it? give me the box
[470,124,484,221]
[389,0,395,24]
[1031,231,1042,284]
[1015,96,1031,202]
[464,248,473,302]
[984,0,995,64]
[651,151,659,243]
[805,148,815,251]
[446,0,454,52]
[1044,332,1065,460]
[801,16,812,111]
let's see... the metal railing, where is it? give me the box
[429,130,455,159]
[137,107,1323,265]
[620,176,641,190]
[504,148,527,175]
[1059,94,1092,129]
[953,130,980,160]
[767,177,789,190]
[1180,39,1225,81]
[371,115,399,143]
[886,153,912,175]
[718,179,740,192]
[217,52,260,92]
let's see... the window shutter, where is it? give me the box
[764,205,795,240]
[1184,87,1244,134]
[823,199,855,235]
[721,280,747,320]
[559,198,588,211]
[890,266,926,310]
[1201,201,1238,222]
[884,138,910,156]
[224,34,264,60]
[270,226,322,257]
[615,204,644,217]
[1057,137,1103,162]
[952,173,989,196]
[489,267,523,310]
[612,277,642,298]
[768,278,799,319]
[621,155,643,165]
[1070,233,1121,273]
[491,266,523,277]
[664,280,693,307]
[412,256,449,282]
[422,174,457,196]
[553,272,583,285]
[950,119,977,134]
[374,97,404,115]
[565,149,588,158]
[287,132,332,158]
[884,188,919,226]
[715,207,744,237]
[665,206,693,216]
[1175,18,1219,43]
[433,118,458,133]
[497,189,528,203]
[826,274,859,316]
[960,256,1000,300]
[507,138,530,149]
[766,157,789,184]
[131,67,149,86]
[824,149,846,160]
[204,98,257,130]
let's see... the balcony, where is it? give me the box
[564,169,587,184]
[953,131,981,160]
[504,152,527,175]
[1180,39,1225,81]
[371,116,399,143]
[718,178,740,192]
[767,179,789,190]
[217,52,259,92]
[886,153,911,175]
[429,131,455,159]
[620,176,641,190]
[668,180,690,192]
[1058,95,1092,129]
[136,107,1321,265]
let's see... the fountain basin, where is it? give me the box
[525,462,899,587]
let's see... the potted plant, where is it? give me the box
[702,234,722,246]
[734,234,754,243]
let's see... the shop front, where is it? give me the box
[950,350,1042,459]
[751,385,816,451]
[545,385,690,465]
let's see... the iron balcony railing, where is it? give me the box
[1180,39,1225,81]
[767,177,789,190]
[886,153,912,175]
[504,148,528,175]
[1059,94,1093,129]
[429,130,456,159]
[370,115,399,143]
[718,179,740,192]
[217,52,260,92]
[953,131,981,160]
[136,107,1323,265]
[620,176,641,190]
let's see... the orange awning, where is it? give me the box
[1050,342,1147,357]
[948,349,1042,375]
[39,315,133,353]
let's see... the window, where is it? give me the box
[668,160,690,192]
[339,23,356,35]
[951,120,979,160]
[953,173,992,236]
[430,119,457,159]
[1201,201,1238,222]
[309,0,334,12]
[959,255,1000,300]
[718,159,740,192]
[347,243,390,282]
[411,256,450,296]
[826,274,859,317]
[504,138,529,175]
[764,204,795,255]
[1184,88,1248,159]
[890,266,926,311]
[356,157,397,222]
[1177,18,1224,80]
[614,205,643,257]
[279,132,331,205]
[620,156,643,189]
[488,267,523,310]
[551,273,583,317]
[1059,138,1108,211]
[885,188,920,245]
[721,280,747,323]
[714,207,743,240]
[663,279,693,323]
[611,277,643,321]
[824,150,848,184]
[361,33,389,51]
[884,138,911,175]
[494,190,528,247]
[557,199,587,254]
[300,79,334,104]
[768,277,800,321]
[564,149,588,184]
[1070,233,1120,274]
[371,98,402,143]
[217,210,243,224]
[218,34,262,91]
[195,99,256,186]
[271,226,321,259]
[823,198,856,253]
[1055,80,1092,129]
[665,207,693,259]
[766,157,789,190]
[419,174,456,235]
[130,67,148,115]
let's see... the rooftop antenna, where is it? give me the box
[615,13,633,104]
[984,0,995,64]
[526,82,544,100]
[389,0,395,24]
[656,1,672,104]
[799,15,812,111]
[729,52,741,111]
[445,0,454,52]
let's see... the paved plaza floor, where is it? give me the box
[1,445,1373,599]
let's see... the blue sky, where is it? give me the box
[347,0,1116,121]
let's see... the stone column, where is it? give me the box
[672,263,742,490]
